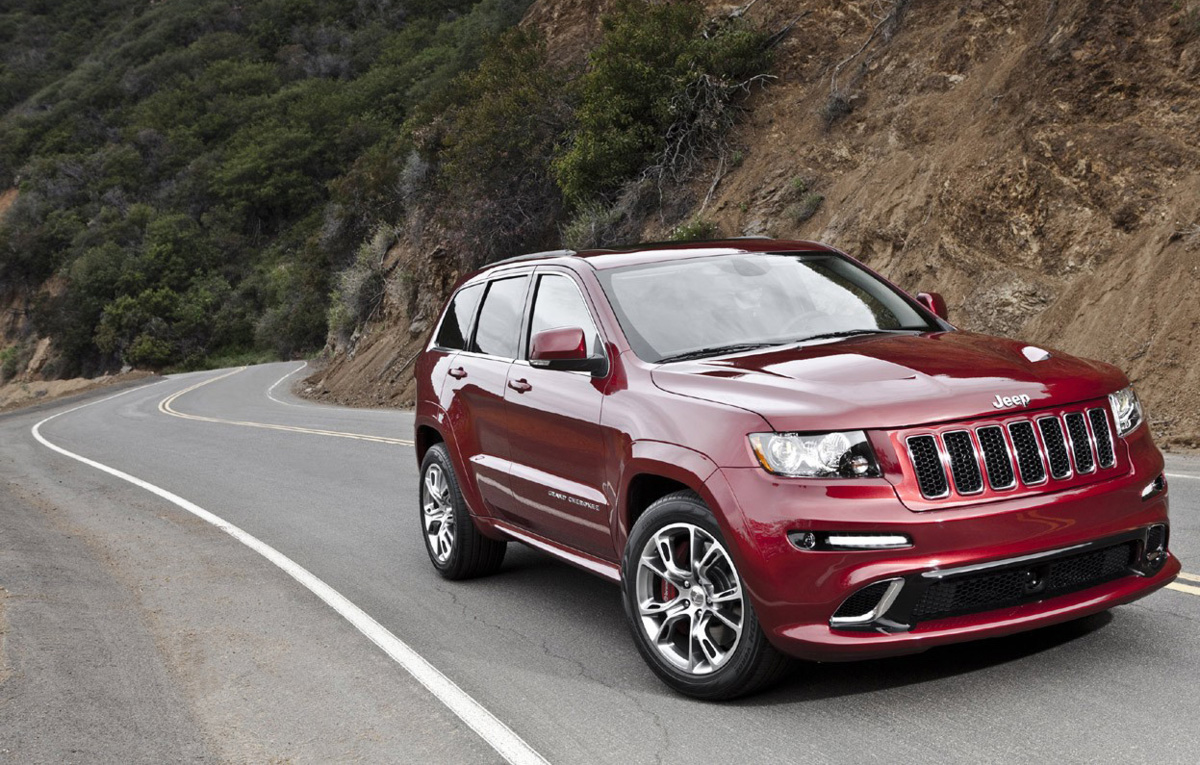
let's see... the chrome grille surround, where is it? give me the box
[905,435,950,499]
[1006,420,1048,486]
[1064,411,1096,474]
[942,430,984,495]
[1088,408,1116,468]
[902,403,1123,501]
[975,425,1017,491]
[1036,416,1073,480]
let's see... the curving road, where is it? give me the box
[1,362,1198,763]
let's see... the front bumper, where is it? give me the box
[776,552,1178,661]
[704,429,1176,662]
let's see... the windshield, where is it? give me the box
[597,252,939,362]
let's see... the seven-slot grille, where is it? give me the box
[905,406,1118,500]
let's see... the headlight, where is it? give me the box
[748,431,881,478]
[1108,386,1143,437]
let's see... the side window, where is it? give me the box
[528,274,602,358]
[434,283,484,350]
[470,275,529,358]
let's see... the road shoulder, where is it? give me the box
[0,401,493,763]
[0,469,214,762]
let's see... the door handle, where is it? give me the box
[508,378,532,393]
[448,366,468,379]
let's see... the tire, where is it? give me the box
[621,490,790,700]
[419,443,506,580]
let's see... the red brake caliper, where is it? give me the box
[659,536,689,604]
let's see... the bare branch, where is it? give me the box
[829,0,906,95]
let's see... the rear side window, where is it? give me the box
[434,283,484,350]
[528,274,603,358]
[471,275,529,358]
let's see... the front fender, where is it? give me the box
[615,440,752,559]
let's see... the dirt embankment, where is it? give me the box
[305,0,1200,448]
[0,371,154,414]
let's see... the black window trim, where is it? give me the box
[514,266,612,378]
[430,280,487,353]
[457,270,533,361]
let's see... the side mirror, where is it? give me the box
[917,291,949,321]
[530,327,607,375]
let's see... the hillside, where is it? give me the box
[2,0,1197,445]
[303,0,1200,448]
[0,0,533,378]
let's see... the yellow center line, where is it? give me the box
[159,367,413,446]
[1167,581,1200,597]
[1177,572,1200,583]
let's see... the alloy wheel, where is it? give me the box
[422,463,455,563]
[634,522,744,675]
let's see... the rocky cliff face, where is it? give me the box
[305,0,1200,447]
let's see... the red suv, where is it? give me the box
[414,239,1178,699]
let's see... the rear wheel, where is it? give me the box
[622,491,790,700]
[420,443,506,579]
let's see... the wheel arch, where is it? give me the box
[415,422,444,464]
[617,441,723,552]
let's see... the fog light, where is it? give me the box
[792,531,817,549]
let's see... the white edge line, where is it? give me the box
[266,361,316,408]
[32,381,549,765]
[1164,472,1200,481]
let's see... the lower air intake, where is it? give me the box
[1146,524,1167,554]
[911,542,1136,622]
[832,580,892,619]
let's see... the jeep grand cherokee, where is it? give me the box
[413,239,1178,699]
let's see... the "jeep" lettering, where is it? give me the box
[992,394,1032,409]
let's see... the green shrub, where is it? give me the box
[670,218,719,242]
[786,193,825,225]
[0,0,537,374]
[561,203,626,250]
[820,93,853,129]
[0,346,20,383]
[553,0,770,207]
[424,27,568,266]
[328,225,394,343]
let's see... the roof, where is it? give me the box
[483,238,841,274]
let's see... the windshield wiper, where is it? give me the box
[794,328,913,343]
[656,342,780,364]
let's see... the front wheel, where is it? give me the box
[621,491,790,699]
[420,443,506,579]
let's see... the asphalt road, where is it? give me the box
[1,362,1197,763]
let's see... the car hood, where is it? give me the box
[649,331,1127,432]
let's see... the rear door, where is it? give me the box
[502,269,614,559]
[444,273,531,517]
[424,281,485,406]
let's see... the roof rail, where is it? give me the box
[585,236,776,252]
[492,249,577,266]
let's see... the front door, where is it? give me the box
[503,270,614,559]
